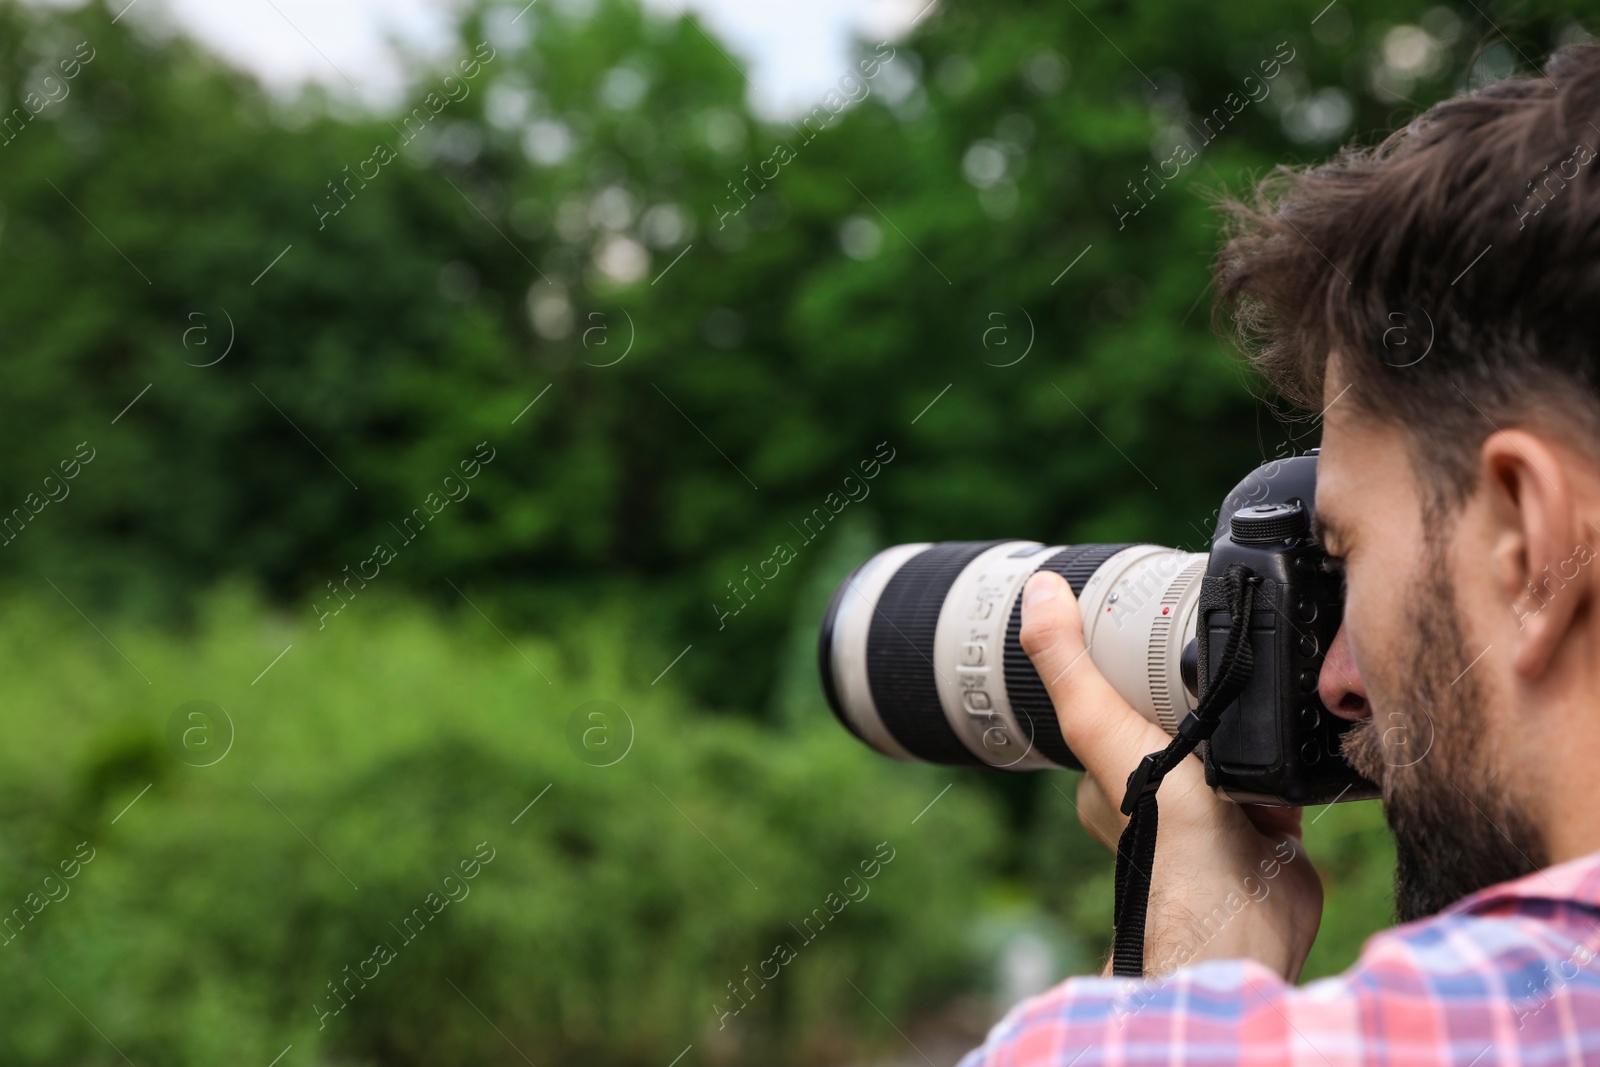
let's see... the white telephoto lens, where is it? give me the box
[820,541,1208,769]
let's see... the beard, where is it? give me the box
[1339,541,1546,923]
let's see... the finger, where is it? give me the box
[1243,803,1304,841]
[1074,773,1123,849]
[1019,569,1178,791]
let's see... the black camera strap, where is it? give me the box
[1110,563,1259,977]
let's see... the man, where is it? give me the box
[960,43,1600,1066]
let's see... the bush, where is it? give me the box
[0,587,1000,1066]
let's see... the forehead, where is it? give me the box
[1313,355,1418,543]
[1318,356,1358,459]
[1315,358,1355,514]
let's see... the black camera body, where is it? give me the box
[1197,452,1377,806]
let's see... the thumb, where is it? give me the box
[1017,570,1103,707]
[1018,569,1172,787]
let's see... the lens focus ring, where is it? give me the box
[1002,543,1143,771]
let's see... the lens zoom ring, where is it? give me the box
[1003,544,1143,771]
[866,541,1005,766]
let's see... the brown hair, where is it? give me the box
[1214,44,1600,511]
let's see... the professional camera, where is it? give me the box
[817,451,1377,807]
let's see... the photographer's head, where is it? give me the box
[1217,45,1600,921]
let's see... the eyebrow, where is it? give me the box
[1311,510,1345,553]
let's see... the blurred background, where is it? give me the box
[0,0,1589,1062]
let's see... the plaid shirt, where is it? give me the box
[958,849,1600,1067]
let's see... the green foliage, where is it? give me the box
[0,588,997,1066]
[0,0,1588,713]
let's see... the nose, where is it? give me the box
[1318,624,1369,721]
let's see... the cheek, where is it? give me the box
[1341,549,1420,699]
[1443,530,1507,651]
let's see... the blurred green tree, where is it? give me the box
[0,0,1590,715]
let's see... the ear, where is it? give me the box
[1482,430,1594,679]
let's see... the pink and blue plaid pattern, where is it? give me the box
[959,849,1600,1066]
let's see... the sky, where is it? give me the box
[55,0,929,118]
